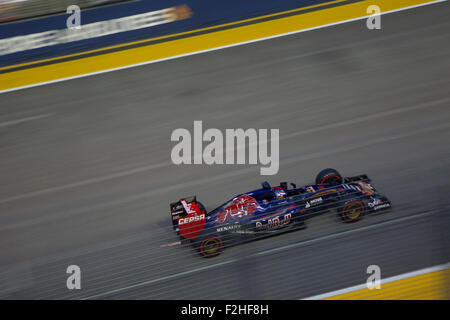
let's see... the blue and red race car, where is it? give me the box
[169,168,391,258]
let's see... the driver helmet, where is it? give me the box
[273,187,287,200]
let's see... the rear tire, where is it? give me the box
[194,233,223,258]
[316,168,343,185]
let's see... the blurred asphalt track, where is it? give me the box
[0,2,449,299]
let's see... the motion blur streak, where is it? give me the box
[82,211,433,300]
[0,2,449,299]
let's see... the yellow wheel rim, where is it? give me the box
[345,203,362,219]
[203,239,220,254]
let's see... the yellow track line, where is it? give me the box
[326,268,450,300]
[0,0,444,92]
[0,0,349,72]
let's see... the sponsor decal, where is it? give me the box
[357,182,374,189]
[256,213,291,230]
[368,197,382,208]
[305,197,323,208]
[0,5,192,56]
[180,199,199,215]
[179,214,205,225]
[178,209,206,240]
[357,182,375,195]
[0,0,127,23]
[373,203,390,210]
[217,194,260,223]
[217,224,241,232]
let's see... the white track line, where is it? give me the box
[80,210,433,299]
[0,0,446,95]
[0,161,170,205]
[0,113,53,128]
[302,261,450,300]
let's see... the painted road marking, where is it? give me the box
[79,210,434,299]
[303,262,450,299]
[0,0,446,93]
[0,113,53,128]
[0,0,350,73]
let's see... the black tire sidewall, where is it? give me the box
[316,168,343,185]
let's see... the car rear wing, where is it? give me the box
[170,196,196,233]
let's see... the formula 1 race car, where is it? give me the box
[168,168,391,258]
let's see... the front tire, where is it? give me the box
[316,168,343,185]
[340,200,365,223]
